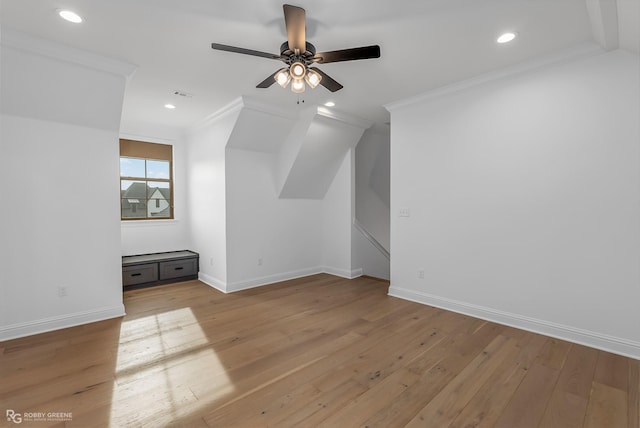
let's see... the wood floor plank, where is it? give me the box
[448,333,548,428]
[275,380,367,427]
[316,367,420,427]
[535,337,571,369]
[404,334,517,427]
[594,349,629,391]
[584,381,628,428]
[554,343,599,399]
[629,359,640,428]
[192,328,365,408]
[331,311,446,390]
[361,321,504,427]
[201,306,442,426]
[493,362,560,428]
[1,274,637,428]
[538,388,588,428]
[536,343,601,428]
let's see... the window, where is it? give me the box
[120,139,173,220]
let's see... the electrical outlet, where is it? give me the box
[399,207,410,217]
[209,257,214,266]
[417,269,424,279]
[258,257,263,266]
[57,286,68,297]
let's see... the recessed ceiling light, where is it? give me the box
[164,104,176,109]
[497,32,517,44]
[324,101,335,107]
[58,10,83,23]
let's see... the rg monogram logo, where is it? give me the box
[6,410,22,424]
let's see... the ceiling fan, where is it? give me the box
[211,4,380,93]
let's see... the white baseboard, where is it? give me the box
[0,305,126,342]
[388,286,640,360]
[206,266,364,294]
[225,267,324,293]
[322,266,363,279]
[198,272,227,293]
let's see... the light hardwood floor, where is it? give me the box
[1,274,638,427]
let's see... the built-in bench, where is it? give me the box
[122,250,199,289]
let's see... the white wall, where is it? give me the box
[0,31,134,340]
[355,127,390,251]
[185,107,241,289]
[120,122,190,256]
[322,150,358,278]
[225,148,323,291]
[353,126,391,279]
[388,49,640,358]
[278,109,367,199]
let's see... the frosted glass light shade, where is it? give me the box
[290,62,306,79]
[291,78,305,93]
[275,68,291,87]
[305,69,322,89]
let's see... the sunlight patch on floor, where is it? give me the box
[109,307,235,426]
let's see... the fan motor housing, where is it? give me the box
[280,41,316,63]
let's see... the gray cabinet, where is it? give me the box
[122,250,199,289]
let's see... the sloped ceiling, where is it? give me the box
[1,0,637,131]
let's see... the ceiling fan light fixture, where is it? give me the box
[291,78,305,93]
[304,69,322,89]
[290,62,306,79]
[275,68,291,88]
[211,4,380,93]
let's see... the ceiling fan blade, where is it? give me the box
[313,45,381,64]
[283,4,306,53]
[310,67,343,92]
[211,43,283,60]
[256,72,276,88]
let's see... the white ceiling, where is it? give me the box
[1,0,638,131]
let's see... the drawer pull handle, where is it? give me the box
[174,267,184,271]
[131,273,142,277]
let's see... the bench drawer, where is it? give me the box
[159,259,198,280]
[122,264,158,286]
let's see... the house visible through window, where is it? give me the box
[120,139,173,220]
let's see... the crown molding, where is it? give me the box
[316,106,374,130]
[189,95,297,132]
[188,97,245,132]
[385,42,604,112]
[188,95,374,134]
[1,28,136,77]
[240,96,299,120]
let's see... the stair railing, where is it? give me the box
[352,217,390,261]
